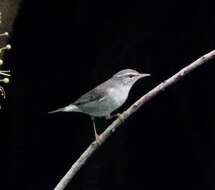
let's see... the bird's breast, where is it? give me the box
[107,86,129,108]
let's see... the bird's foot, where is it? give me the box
[95,134,102,145]
[116,113,125,123]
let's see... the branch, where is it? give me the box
[53,50,215,190]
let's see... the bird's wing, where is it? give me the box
[73,87,106,106]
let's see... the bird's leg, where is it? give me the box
[91,117,101,144]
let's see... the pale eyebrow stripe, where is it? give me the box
[116,73,138,77]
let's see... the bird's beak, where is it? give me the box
[139,73,151,78]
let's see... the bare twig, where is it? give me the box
[54,50,215,190]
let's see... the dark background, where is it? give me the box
[1,0,215,189]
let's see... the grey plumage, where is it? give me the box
[49,69,150,116]
[48,69,150,141]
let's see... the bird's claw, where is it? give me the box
[105,113,125,123]
[116,113,125,123]
[95,134,102,145]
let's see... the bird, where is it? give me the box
[48,69,150,143]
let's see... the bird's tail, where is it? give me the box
[48,108,65,114]
[48,104,80,114]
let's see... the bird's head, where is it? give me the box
[112,69,150,88]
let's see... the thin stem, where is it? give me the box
[0,71,11,77]
[0,44,11,54]
[0,32,9,37]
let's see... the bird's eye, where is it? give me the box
[128,74,134,78]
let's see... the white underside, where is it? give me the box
[77,85,130,117]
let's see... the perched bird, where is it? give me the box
[49,69,150,142]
